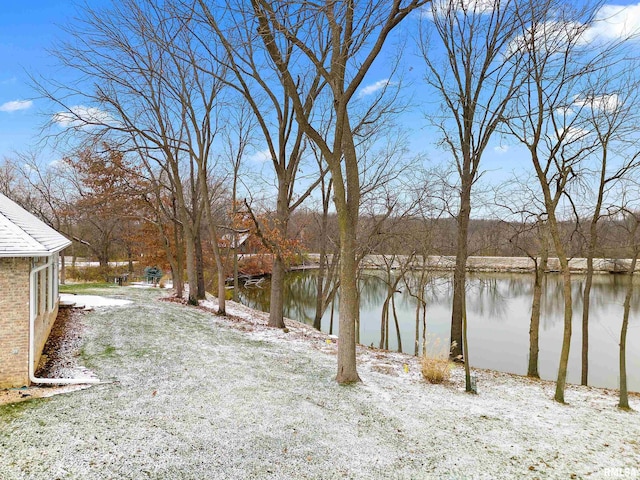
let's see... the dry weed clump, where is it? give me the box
[420,336,452,384]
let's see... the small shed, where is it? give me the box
[0,193,71,388]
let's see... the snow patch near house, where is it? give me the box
[60,293,132,308]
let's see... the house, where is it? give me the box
[219,232,251,252]
[0,193,71,388]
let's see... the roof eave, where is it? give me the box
[0,240,72,258]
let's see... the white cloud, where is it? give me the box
[0,99,33,112]
[358,79,393,98]
[555,106,575,118]
[48,158,66,169]
[573,93,619,113]
[581,3,640,43]
[494,145,509,154]
[457,0,497,14]
[556,126,590,143]
[248,148,272,163]
[426,0,498,20]
[53,106,114,128]
[511,5,640,53]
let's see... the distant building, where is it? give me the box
[0,193,71,388]
[219,232,251,252]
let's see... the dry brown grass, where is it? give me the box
[420,336,452,384]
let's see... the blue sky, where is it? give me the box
[2,0,640,176]
[0,2,80,158]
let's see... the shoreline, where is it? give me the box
[300,254,640,274]
[200,294,639,397]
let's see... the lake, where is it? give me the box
[237,270,640,392]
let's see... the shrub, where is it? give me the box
[420,336,452,384]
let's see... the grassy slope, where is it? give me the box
[0,286,638,479]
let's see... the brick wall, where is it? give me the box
[0,257,30,388]
[0,256,60,389]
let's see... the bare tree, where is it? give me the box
[494,174,550,378]
[400,219,439,356]
[220,100,257,302]
[39,0,228,307]
[576,69,640,386]
[506,0,625,402]
[249,0,428,382]
[0,153,76,282]
[419,0,527,365]
[195,0,331,327]
[616,205,639,410]
[310,145,340,331]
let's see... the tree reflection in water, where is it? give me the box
[237,270,640,391]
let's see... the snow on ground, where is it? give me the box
[1,287,638,479]
[60,293,132,308]
[129,281,173,289]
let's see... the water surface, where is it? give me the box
[238,270,640,391]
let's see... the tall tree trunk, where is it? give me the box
[414,300,421,356]
[173,217,185,299]
[314,253,327,330]
[232,242,239,302]
[422,299,427,356]
[530,146,574,403]
[355,301,360,346]
[581,253,593,386]
[380,299,388,349]
[548,218,572,403]
[583,144,608,386]
[462,294,474,393]
[172,180,198,304]
[269,255,287,328]
[268,188,289,328]
[199,177,226,316]
[391,294,402,353]
[329,298,335,336]
[313,178,332,330]
[168,198,185,298]
[619,254,636,409]
[528,225,548,378]
[385,308,390,351]
[582,201,604,385]
[232,176,239,302]
[183,222,199,305]
[336,216,360,383]
[331,105,361,384]
[451,179,472,358]
[195,230,206,300]
[210,227,227,316]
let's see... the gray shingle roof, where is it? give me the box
[0,193,71,257]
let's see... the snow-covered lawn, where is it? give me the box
[1,287,638,479]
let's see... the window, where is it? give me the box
[53,254,59,303]
[33,256,56,316]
